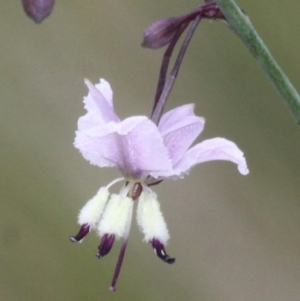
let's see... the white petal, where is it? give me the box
[78,187,110,228]
[97,194,133,239]
[136,191,170,245]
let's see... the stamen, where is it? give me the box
[78,187,110,228]
[118,183,131,199]
[97,195,133,239]
[152,239,175,264]
[106,177,124,190]
[69,223,90,243]
[96,234,115,258]
[136,191,170,244]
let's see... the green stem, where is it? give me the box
[214,0,300,125]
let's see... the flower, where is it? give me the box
[70,78,249,291]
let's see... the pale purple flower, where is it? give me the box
[70,78,249,291]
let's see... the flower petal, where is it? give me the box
[159,104,205,165]
[74,126,116,168]
[95,78,113,107]
[78,79,119,131]
[159,104,199,135]
[174,137,249,176]
[114,118,173,178]
[75,116,173,178]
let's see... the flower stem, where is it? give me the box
[214,0,300,124]
[151,23,189,118]
[151,16,202,124]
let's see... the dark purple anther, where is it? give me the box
[96,234,115,259]
[69,224,90,243]
[152,239,175,264]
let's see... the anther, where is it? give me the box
[69,224,90,243]
[152,239,175,264]
[96,234,115,259]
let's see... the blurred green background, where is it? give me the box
[1,1,300,300]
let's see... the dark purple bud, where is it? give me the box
[22,0,55,23]
[96,234,115,259]
[152,239,175,264]
[69,224,90,243]
[142,16,187,49]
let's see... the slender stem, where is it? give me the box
[151,23,188,117]
[151,16,202,124]
[150,2,217,111]
[214,0,300,124]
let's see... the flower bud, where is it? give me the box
[22,0,55,23]
[142,16,186,49]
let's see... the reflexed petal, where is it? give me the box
[159,104,205,165]
[174,137,249,176]
[78,79,119,131]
